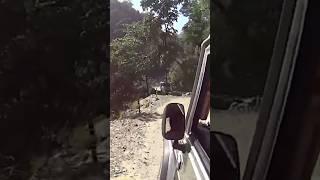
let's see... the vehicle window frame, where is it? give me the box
[243,0,308,179]
[179,42,210,177]
[186,46,210,132]
[188,48,211,174]
[185,37,210,134]
[186,46,210,131]
[266,0,320,179]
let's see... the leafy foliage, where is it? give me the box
[110,0,143,40]
[110,16,163,112]
[140,0,185,75]
[110,0,209,111]
[212,0,284,96]
[0,0,107,169]
[181,0,210,47]
[141,0,183,34]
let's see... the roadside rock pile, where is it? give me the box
[29,118,108,180]
[110,116,147,177]
[30,149,106,180]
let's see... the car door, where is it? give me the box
[211,0,312,179]
[160,40,210,180]
[175,45,211,180]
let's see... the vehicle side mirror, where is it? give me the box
[211,131,240,180]
[162,103,186,140]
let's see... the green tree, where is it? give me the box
[110,17,162,112]
[168,41,198,91]
[140,0,185,81]
[110,0,144,40]
[181,0,210,47]
[141,0,182,34]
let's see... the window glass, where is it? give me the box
[193,53,210,156]
[211,0,284,178]
[312,155,320,180]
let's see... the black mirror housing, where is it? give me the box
[211,131,241,180]
[162,103,186,140]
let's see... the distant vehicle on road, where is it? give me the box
[160,81,171,95]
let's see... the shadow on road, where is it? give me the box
[136,112,161,122]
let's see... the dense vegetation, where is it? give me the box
[211,0,284,96]
[0,0,209,177]
[110,0,284,113]
[110,0,210,114]
[0,0,107,178]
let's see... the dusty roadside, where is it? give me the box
[27,117,108,180]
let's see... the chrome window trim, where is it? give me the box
[185,36,210,133]
[243,0,308,179]
[188,143,210,180]
[193,138,210,173]
[186,46,210,134]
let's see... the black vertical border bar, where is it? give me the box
[106,0,111,178]
[209,0,214,179]
[243,0,297,179]
[267,0,320,179]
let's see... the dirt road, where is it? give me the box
[110,95,190,180]
[110,94,262,179]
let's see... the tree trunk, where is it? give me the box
[145,75,149,96]
[138,99,141,114]
[84,94,98,163]
[88,118,98,163]
[165,71,168,83]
